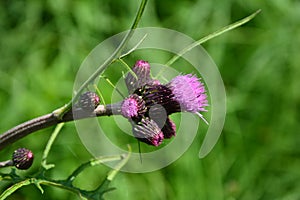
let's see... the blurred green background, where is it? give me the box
[1,0,300,199]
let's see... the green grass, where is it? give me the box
[1,0,300,199]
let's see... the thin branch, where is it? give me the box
[0,113,58,150]
[166,9,261,66]
[0,160,13,168]
[66,154,125,184]
[0,103,122,151]
[154,10,261,79]
[0,152,129,199]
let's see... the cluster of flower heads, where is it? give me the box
[121,60,208,146]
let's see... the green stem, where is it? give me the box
[66,154,125,184]
[118,33,148,59]
[93,84,106,105]
[157,10,261,72]
[107,145,131,181]
[118,59,138,80]
[0,153,130,200]
[102,76,125,98]
[41,123,65,170]
[0,179,32,200]
[0,178,86,200]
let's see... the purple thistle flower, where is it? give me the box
[125,60,152,94]
[121,94,146,119]
[132,118,164,146]
[167,74,208,113]
[121,60,209,146]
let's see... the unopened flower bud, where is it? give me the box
[125,60,152,93]
[12,148,34,170]
[78,91,100,111]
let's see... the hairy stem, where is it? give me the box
[0,103,122,151]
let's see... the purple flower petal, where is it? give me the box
[167,74,208,113]
[121,94,145,118]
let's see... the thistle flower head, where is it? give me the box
[12,148,34,170]
[132,118,164,146]
[167,74,208,113]
[121,61,209,147]
[121,94,146,118]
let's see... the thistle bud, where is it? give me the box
[125,60,152,93]
[78,91,100,111]
[12,148,34,170]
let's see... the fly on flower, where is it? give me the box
[121,60,209,146]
